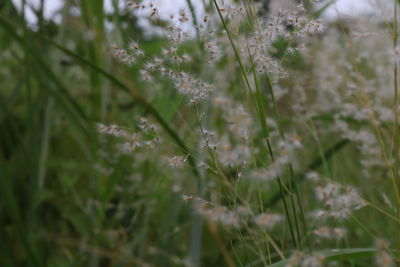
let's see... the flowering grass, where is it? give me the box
[1,0,400,266]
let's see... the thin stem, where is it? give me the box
[393,0,400,208]
[393,0,400,256]
[265,76,308,250]
[364,199,400,224]
[212,0,299,248]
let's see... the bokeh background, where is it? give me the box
[1,0,399,266]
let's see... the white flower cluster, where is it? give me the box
[188,197,283,230]
[253,212,283,229]
[97,118,161,153]
[194,199,240,228]
[313,182,366,220]
[286,251,325,267]
[167,155,188,169]
[170,71,214,104]
[111,42,144,66]
[242,5,325,81]
[375,239,394,267]
[313,226,347,240]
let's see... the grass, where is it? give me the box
[1,0,400,266]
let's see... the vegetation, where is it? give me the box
[1,0,399,266]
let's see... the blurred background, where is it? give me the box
[0,0,397,266]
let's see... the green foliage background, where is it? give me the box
[0,0,399,266]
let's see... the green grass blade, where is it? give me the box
[38,98,53,189]
[268,248,379,267]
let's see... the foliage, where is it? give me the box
[1,0,400,266]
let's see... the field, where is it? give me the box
[1,0,399,266]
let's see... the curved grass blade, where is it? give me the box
[34,32,200,179]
